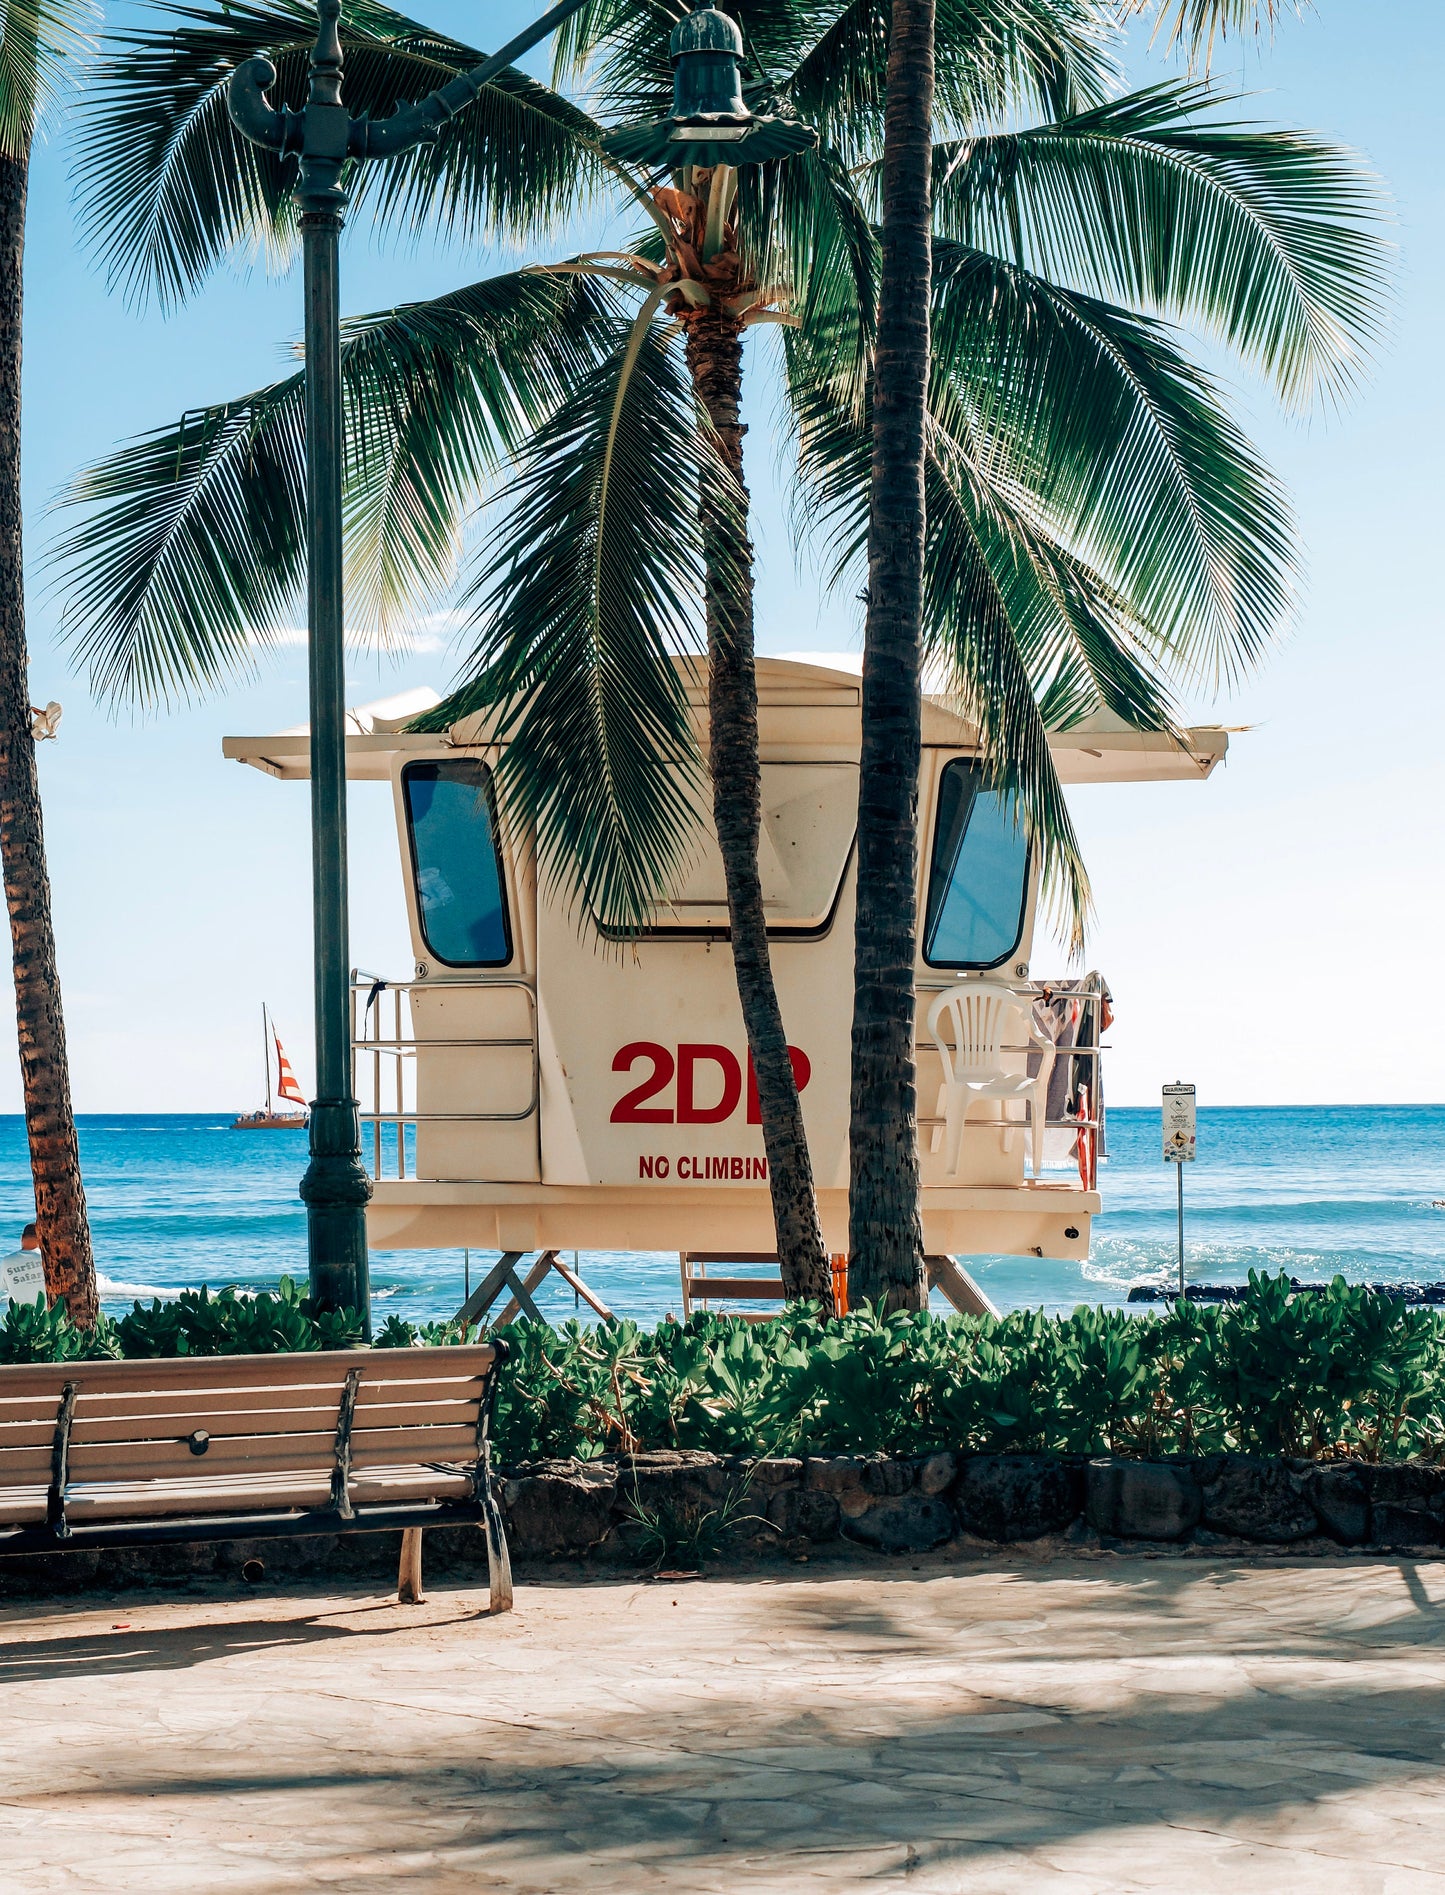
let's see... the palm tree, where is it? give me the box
[848,0,935,1308]
[845,0,1376,1310]
[0,0,97,1325]
[54,1,1384,1313]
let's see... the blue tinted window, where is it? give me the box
[402,761,511,967]
[923,760,1030,969]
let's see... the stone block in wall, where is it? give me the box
[917,1452,958,1497]
[1370,1464,1445,1549]
[748,1458,804,1491]
[1308,1464,1369,1544]
[618,1451,727,1518]
[1087,1460,1200,1541]
[955,1455,1084,1542]
[0,1548,104,1595]
[861,1455,915,1497]
[805,1456,871,1518]
[767,1487,841,1542]
[222,1533,396,1580]
[422,1525,493,1575]
[503,1462,618,1557]
[1201,1457,1318,1542]
[843,1494,955,1554]
[805,1456,866,1494]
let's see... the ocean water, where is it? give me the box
[2,1107,1443,1326]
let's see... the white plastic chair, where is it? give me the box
[926,980,1056,1179]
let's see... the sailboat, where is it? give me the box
[231,1007,310,1130]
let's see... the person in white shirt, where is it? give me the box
[0,1222,47,1307]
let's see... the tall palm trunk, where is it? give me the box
[0,148,97,1328]
[847,0,934,1313]
[684,302,833,1307]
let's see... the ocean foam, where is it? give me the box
[96,1274,178,1302]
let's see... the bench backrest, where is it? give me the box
[0,1347,502,1528]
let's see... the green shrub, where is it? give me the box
[483,1273,1445,1466]
[5,1271,1445,1466]
[0,1294,121,1363]
[107,1277,361,1360]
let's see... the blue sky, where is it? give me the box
[8,0,1443,1111]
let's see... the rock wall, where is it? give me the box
[501,1450,1445,1561]
[4,1451,1443,1596]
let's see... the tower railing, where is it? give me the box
[350,971,539,1182]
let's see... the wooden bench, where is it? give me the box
[0,1345,513,1611]
[680,1252,999,1320]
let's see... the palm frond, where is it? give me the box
[933,82,1392,409]
[1123,0,1299,68]
[738,141,879,401]
[71,0,603,308]
[0,0,92,157]
[54,381,307,704]
[416,295,709,935]
[788,343,1105,943]
[339,272,612,635]
[51,269,599,703]
[771,0,1116,142]
[785,226,1300,940]
[918,459,1104,947]
[929,241,1294,688]
[927,399,1183,728]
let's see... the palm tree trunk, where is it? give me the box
[847,0,934,1313]
[0,148,97,1329]
[684,304,833,1308]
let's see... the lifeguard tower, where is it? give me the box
[224,655,1225,1295]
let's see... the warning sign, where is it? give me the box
[1162,1082,1196,1163]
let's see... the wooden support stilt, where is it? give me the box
[925,1254,1000,1319]
[493,1250,559,1328]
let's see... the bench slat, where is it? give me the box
[0,1448,54,1483]
[0,1345,499,1400]
[40,1422,478,1482]
[0,1425,480,1486]
[0,1397,480,1452]
[0,1462,473,1528]
[0,1384,485,1427]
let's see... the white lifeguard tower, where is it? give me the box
[224,655,1225,1290]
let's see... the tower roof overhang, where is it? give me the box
[222,657,1228,785]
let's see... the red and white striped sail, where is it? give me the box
[273,1031,308,1107]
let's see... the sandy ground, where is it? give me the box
[3,1554,1445,1892]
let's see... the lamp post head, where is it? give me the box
[603,2,816,171]
[670,4,748,121]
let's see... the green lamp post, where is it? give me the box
[226,1,812,1328]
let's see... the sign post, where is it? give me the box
[1162,1082,1196,1298]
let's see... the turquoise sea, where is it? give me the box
[3,1107,1443,1326]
